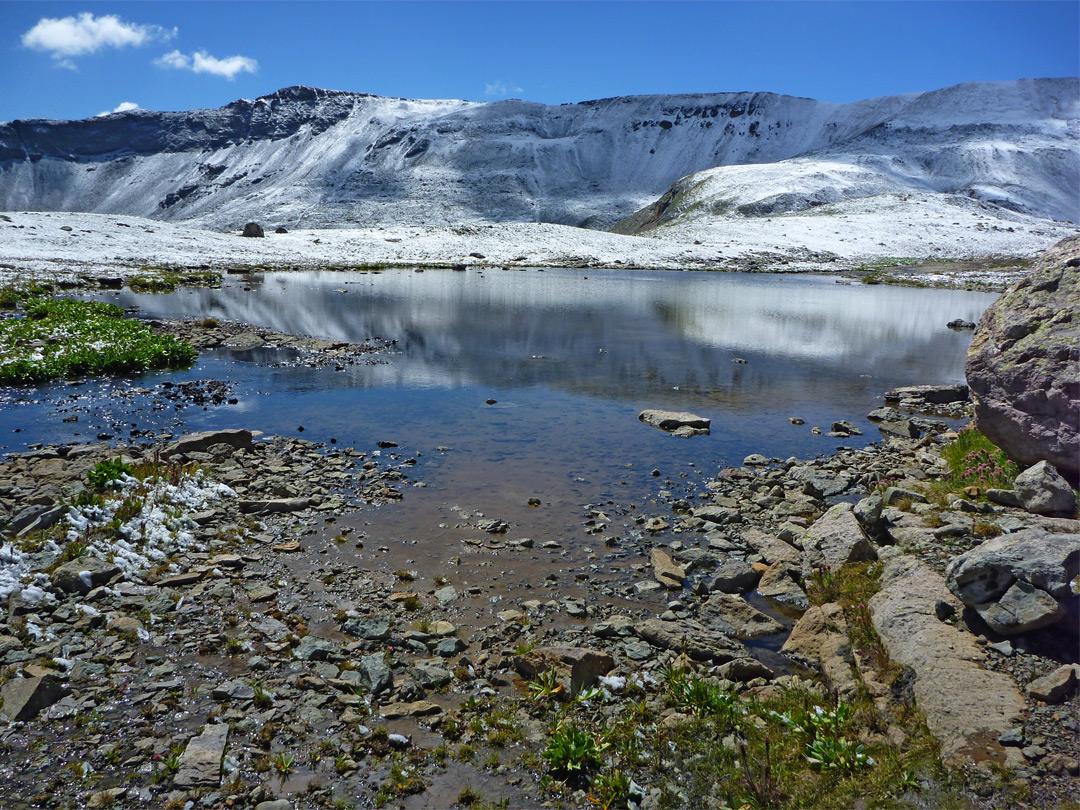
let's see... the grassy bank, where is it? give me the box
[0,296,195,384]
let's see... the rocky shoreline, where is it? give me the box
[1,388,1076,809]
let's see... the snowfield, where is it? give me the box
[0,197,1075,283]
[0,78,1076,272]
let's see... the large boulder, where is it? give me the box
[965,236,1080,483]
[945,529,1079,635]
[781,603,859,699]
[241,222,265,238]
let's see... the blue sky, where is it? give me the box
[2,1,1077,121]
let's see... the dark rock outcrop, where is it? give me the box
[966,236,1080,482]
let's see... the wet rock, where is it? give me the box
[164,428,253,457]
[830,420,862,437]
[870,556,1025,765]
[756,560,808,609]
[966,236,1080,482]
[650,548,686,589]
[0,675,67,721]
[239,497,312,514]
[1014,461,1077,516]
[700,592,784,639]
[948,319,976,330]
[173,724,229,789]
[513,646,614,694]
[707,560,761,593]
[800,502,876,578]
[638,410,710,435]
[743,454,769,466]
[52,557,121,594]
[1026,665,1078,703]
[633,618,746,663]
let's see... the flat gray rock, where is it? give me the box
[870,556,1025,765]
[0,676,66,722]
[173,724,229,789]
[700,592,784,639]
[51,557,121,594]
[633,617,746,663]
[165,429,253,458]
[978,580,1063,635]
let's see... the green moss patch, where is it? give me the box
[0,297,196,384]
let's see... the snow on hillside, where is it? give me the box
[0,201,1074,284]
[0,78,1075,238]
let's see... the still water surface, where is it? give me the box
[2,268,995,512]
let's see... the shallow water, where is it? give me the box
[2,268,994,503]
[0,268,994,608]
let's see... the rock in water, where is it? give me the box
[241,222,265,237]
[965,236,1080,482]
[638,409,710,435]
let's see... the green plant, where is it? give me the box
[271,751,295,775]
[456,784,481,806]
[588,769,632,809]
[528,669,564,702]
[88,459,132,490]
[804,737,875,772]
[941,425,1019,491]
[666,669,739,721]
[0,296,196,384]
[251,682,274,709]
[541,725,609,774]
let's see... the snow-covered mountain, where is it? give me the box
[0,79,1076,232]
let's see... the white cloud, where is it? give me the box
[484,80,524,98]
[155,49,258,80]
[96,102,140,117]
[22,13,175,67]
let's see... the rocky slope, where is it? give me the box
[0,79,1076,235]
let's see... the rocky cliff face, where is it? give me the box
[966,235,1080,481]
[0,78,1076,231]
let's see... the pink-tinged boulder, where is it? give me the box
[965,236,1080,483]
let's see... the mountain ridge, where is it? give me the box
[0,77,1075,231]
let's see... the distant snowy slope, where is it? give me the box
[0,78,1076,231]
